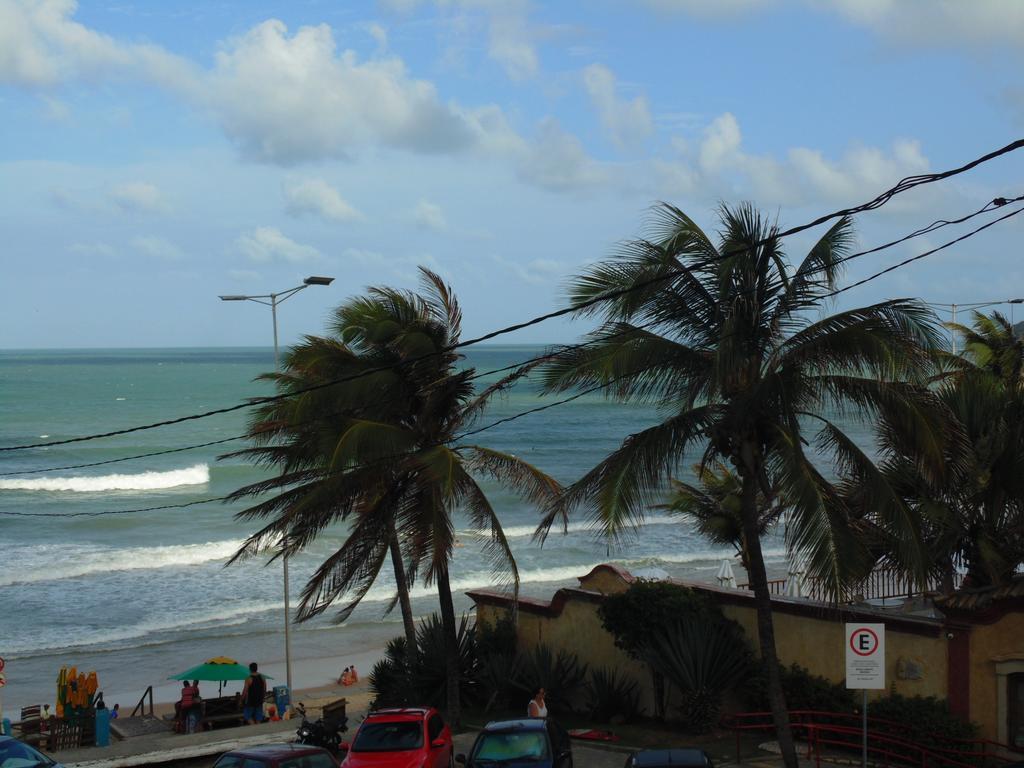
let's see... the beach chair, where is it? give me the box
[18,706,42,747]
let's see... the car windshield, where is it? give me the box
[472,731,549,762]
[351,722,424,752]
[0,741,53,768]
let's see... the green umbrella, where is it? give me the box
[169,656,272,682]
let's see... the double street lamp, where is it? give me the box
[219,275,335,695]
[926,298,1024,354]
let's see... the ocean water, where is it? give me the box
[0,347,873,713]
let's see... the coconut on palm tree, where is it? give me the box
[538,203,946,766]
[225,268,560,724]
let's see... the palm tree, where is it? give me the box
[875,311,1024,590]
[226,268,560,724]
[538,203,946,766]
[657,462,786,572]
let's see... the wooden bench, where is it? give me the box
[198,695,244,730]
[321,698,347,733]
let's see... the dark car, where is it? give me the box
[213,743,341,768]
[457,718,572,768]
[0,736,64,768]
[623,749,714,768]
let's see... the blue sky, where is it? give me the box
[2,0,1023,348]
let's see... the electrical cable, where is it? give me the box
[2,140,1021,454]
[6,196,1023,517]
[2,192,1021,475]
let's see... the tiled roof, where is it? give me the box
[934,576,1024,611]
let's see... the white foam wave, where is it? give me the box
[0,539,244,586]
[4,600,281,656]
[467,515,683,539]
[0,464,210,492]
[357,548,781,604]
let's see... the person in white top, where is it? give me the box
[527,687,548,718]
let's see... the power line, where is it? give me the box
[823,204,1024,300]
[3,140,1021,454]
[7,199,1023,518]
[3,191,1021,475]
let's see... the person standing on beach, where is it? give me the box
[241,662,266,724]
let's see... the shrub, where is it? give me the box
[477,652,524,712]
[642,616,753,732]
[745,663,856,714]
[368,613,479,709]
[516,644,589,714]
[476,614,518,659]
[585,666,641,723]
[870,692,978,747]
[598,581,718,659]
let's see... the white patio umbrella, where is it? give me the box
[784,554,807,598]
[716,558,737,589]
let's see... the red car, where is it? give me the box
[340,707,454,768]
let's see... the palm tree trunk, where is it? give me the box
[435,563,462,725]
[739,469,799,768]
[387,520,417,652]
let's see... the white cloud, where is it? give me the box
[517,118,608,192]
[69,241,115,258]
[366,22,388,50]
[228,268,263,282]
[656,112,932,208]
[191,20,481,164]
[637,0,772,17]
[491,253,564,285]
[39,94,70,120]
[132,235,184,261]
[236,227,321,263]
[582,63,652,148]
[108,181,166,213]
[0,0,130,86]
[413,199,447,231]
[487,9,538,81]
[819,0,1024,46]
[283,178,363,222]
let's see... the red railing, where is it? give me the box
[727,710,1024,768]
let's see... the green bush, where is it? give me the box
[745,663,856,714]
[516,644,589,714]
[476,614,519,659]
[642,616,753,732]
[368,613,479,709]
[585,666,641,723]
[598,581,718,659]
[476,652,524,712]
[870,692,978,747]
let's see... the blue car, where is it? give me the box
[456,718,572,768]
[0,735,63,768]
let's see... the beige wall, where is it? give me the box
[718,603,948,702]
[967,613,1024,741]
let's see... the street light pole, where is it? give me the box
[220,275,334,696]
[926,298,1024,355]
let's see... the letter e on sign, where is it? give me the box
[845,623,885,689]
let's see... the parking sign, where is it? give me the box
[845,623,885,689]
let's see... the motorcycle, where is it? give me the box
[293,702,349,756]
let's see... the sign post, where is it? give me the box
[846,624,885,768]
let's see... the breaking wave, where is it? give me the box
[0,464,210,492]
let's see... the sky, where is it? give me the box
[2,0,1023,349]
